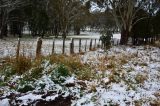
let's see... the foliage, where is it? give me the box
[18,84,34,93]
[100,30,112,48]
[51,64,70,84]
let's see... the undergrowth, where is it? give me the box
[0,54,92,82]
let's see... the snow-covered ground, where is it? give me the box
[0,31,121,58]
[0,38,100,58]
[0,45,160,106]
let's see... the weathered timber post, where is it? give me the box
[89,39,92,51]
[62,38,65,54]
[79,38,81,53]
[70,38,74,54]
[97,39,100,48]
[101,40,103,48]
[85,39,87,52]
[52,38,55,54]
[94,39,97,48]
[16,38,20,60]
[36,37,42,58]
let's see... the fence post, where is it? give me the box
[36,37,42,58]
[52,38,55,54]
[79,38,81,53]
[89,39,92,51]
[85,39,87,52]
[70,38,74,54]
[94,39,97,49]
[97,39,100,48]
[62,38,65,54]
[101,40,103,48]
[16,38,20,60]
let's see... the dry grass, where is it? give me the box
[0,53,94,80]
[0,56,32,75]
[135,73,148,84]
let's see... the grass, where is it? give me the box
[0,54,93,81]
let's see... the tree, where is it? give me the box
[48,0,90,38]
[0,0,25,38]
[25,0,49,38]
[153,10,160,40]
[93,0,158,45]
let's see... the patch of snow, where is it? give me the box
[0,99,10,106]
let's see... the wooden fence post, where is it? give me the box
[62,38,65,54]
[36,37,42,58]
[94,39,96,49]
[89,39,92,51]
[97,39,100,48]
[70,38,74,54]
[79,38,81,53]
[85,39,87,52]
[101,40,103,48]
[16,38,20,60]
[52,38,55,54]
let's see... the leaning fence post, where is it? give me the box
[36,37,42,58]
[85,39,87,52]
[16,38,20,60]
[79,38,81,53]
[89,39,92,51]
[62,38,65,54]
[52,38,55,54]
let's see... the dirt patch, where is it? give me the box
[35,95,72,106]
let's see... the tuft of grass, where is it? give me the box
[76,67,93,80]
[48,54,85,73]
[0,56,32,75]
[12,56,32,75]
[135,74,148,84]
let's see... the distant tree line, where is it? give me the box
[0,0,92,38]
[0,0,160,45]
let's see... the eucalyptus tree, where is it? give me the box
[48,0,90,38]
[92,0,159,45]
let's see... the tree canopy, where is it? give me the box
[0,0,160,44]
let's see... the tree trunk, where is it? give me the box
[62,25,67,39]
[74,26,80,35]
[120,28,129,45]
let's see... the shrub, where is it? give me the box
[18,84,34,93]
[22,66,43,82]
[100,30,113,49]
[51,64,70,84]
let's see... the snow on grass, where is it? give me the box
[0,45,160,106]
[0,99,10,106]
[17,93,42,105]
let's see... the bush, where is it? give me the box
[100,30,113,49]
[23,67,43,81]
[18,84,34,93]
[51,64,70,84]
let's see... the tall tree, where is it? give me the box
[0,0,25,38]
[48,0,89,38]
[26,0,49,38]
[93,0,158,44]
